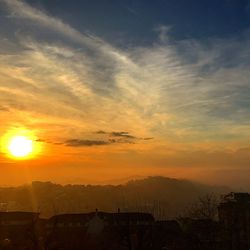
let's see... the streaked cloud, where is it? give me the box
[0,0,250,186]
[65,139,110,147]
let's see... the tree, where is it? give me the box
[184,193,219,220]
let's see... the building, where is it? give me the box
[218,192,250,250]
[44,211,154,250]
[0,211,39,249]
[1,193,250,249]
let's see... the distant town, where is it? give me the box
[0,192,249,249]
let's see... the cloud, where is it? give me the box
[124,6,139,16]
[0,0,249,157]
[155,25,172,43]
[0,1,250,188]
[94,130,153,141]
[110,131,136,139]
[64,130,145,147]
[94,130,137,138]
[1,0,133,65]
[64,139,110,147]
[2,0,97,48]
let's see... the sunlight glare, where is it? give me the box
[8,136,33,157]
[1,129,41,160]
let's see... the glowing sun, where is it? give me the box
[1,129,42,160]
[8,136,34,158]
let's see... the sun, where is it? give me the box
[8,136,33,158]
[1,129,41,160]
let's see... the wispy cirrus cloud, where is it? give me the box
[0,0,250,164]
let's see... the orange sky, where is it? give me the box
[0,0,250,189]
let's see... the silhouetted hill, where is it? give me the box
[0,176,230,218]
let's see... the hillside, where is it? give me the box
[0,176,229,218]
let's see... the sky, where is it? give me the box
[0,0,250,188]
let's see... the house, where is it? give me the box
[44,211,154,250]
[218,192,250,250]
[0,211,39,249]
